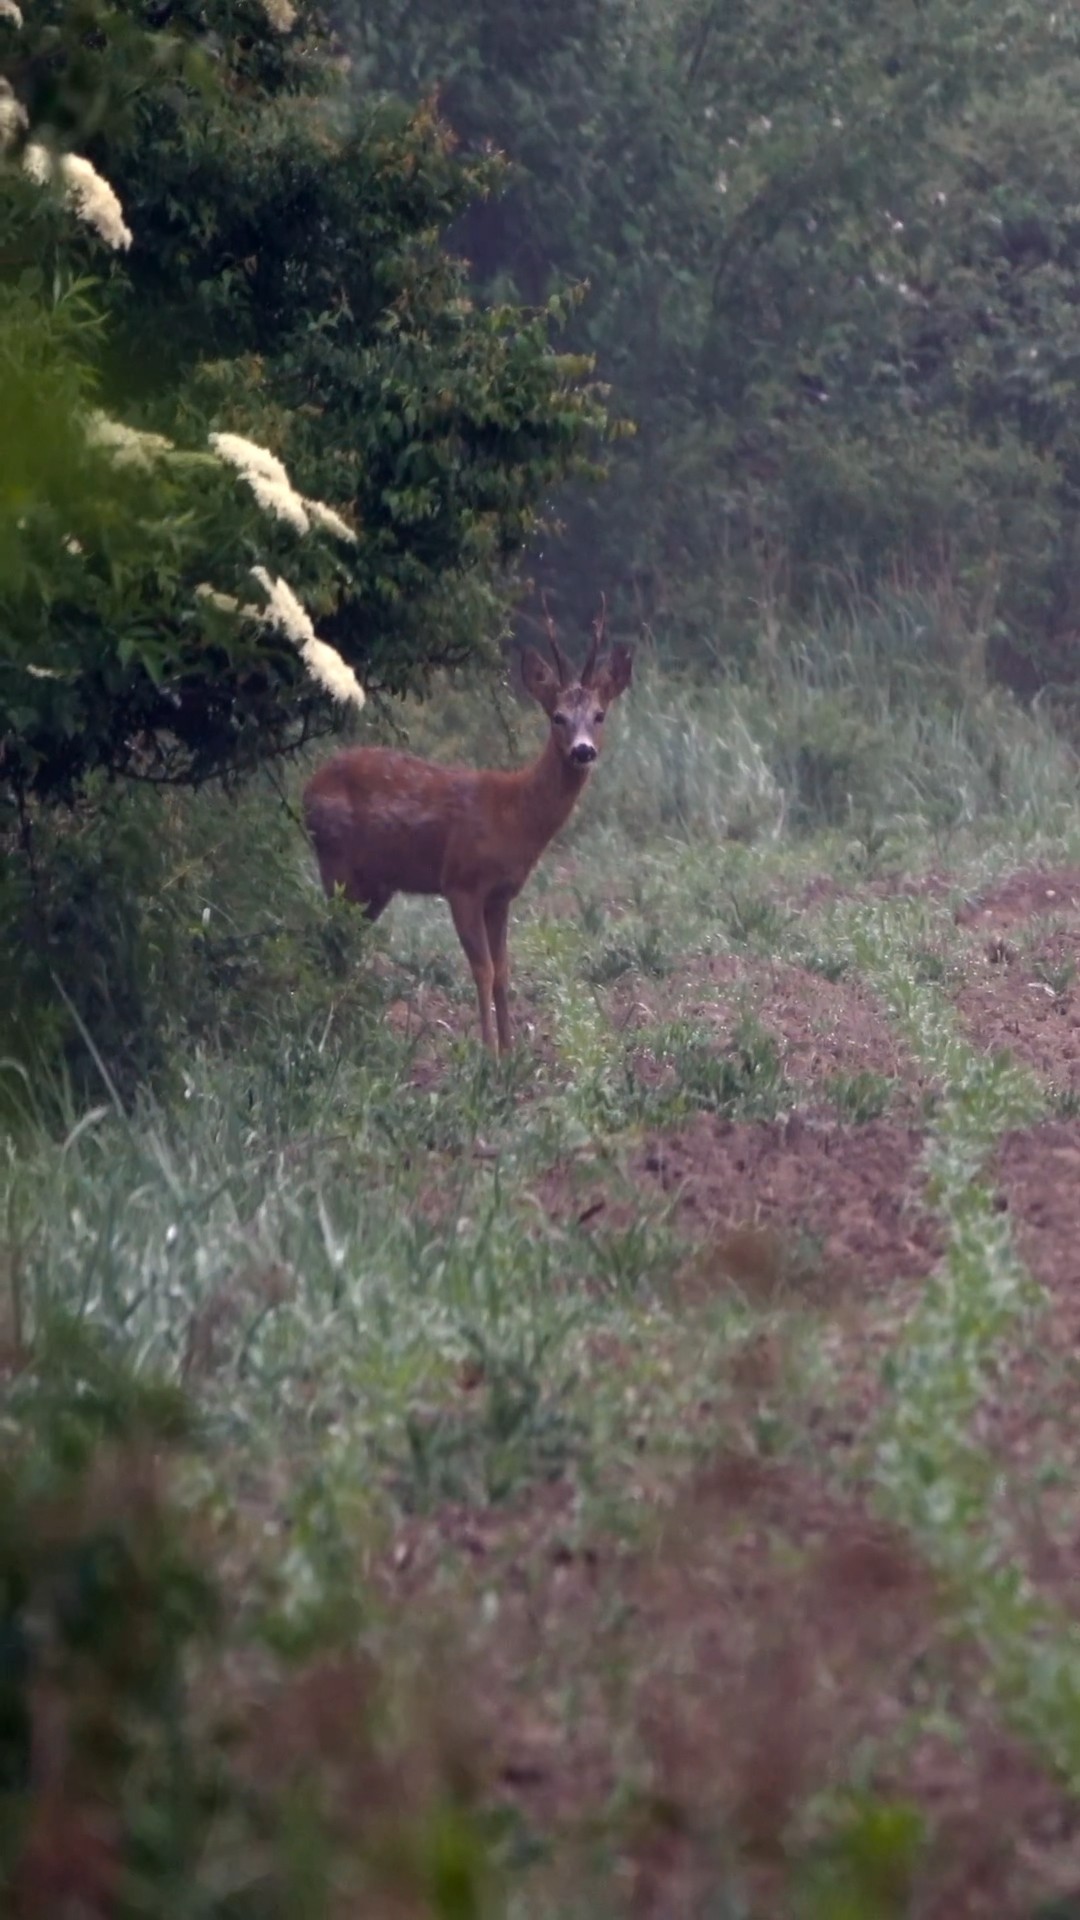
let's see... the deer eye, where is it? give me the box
[552,712,568,727]
[594,709,606,724]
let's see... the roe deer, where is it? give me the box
[303,599,632,1053]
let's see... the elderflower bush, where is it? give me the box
[0,0,607,809]
[0,276,367,799]
[1,7,368,787]
[2,55,132,253]
[0,14,365,794]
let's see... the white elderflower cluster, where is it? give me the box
[260,0,297,30]
[305,497,359,543]
[0,78,27,150]
[250,565,366,709]
[2,33,133,252]
[208,431,357,543]
[86,412,174,465]
[210,432,310,534]
[23,144,133,250]
[195,583,259,617]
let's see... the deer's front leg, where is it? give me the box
[447,890,496,1051]
[484,889,514,1055]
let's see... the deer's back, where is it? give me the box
[303,746,487,896]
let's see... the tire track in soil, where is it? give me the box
[382,1453,1080,1918]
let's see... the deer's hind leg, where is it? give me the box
[484,889,514,1055]
[315,859,394,923]
[447,889,496,1051]
[347,879,394,921]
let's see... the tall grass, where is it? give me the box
[398,594,1078,849]
[583,654,1078,846]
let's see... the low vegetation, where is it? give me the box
[7,642,1080,1914]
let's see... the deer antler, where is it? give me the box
[541,591,570,686]
[580,592,607,687]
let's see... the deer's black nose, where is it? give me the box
[571,741,597,765]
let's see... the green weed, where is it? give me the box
[636,1014,790,1120]
[722,887,794,950]
[388,1357,586,1512]
[823,1070,894,1123]
[1034,954,1077,998]
[585,918,672,984]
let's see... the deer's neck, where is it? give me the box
[512,733,591,861]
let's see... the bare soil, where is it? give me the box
[954,864,1080,929]
[998,1117,1080,1297]
[379,860,1080,1912]
[629,1113,940,1299]
[954,933,1080,1088]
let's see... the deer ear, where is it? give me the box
[520,646,561,715]
[594,644,633,705]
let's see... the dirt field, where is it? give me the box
[367,860,1080,1916]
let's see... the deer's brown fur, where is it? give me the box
[303,605,632,1052]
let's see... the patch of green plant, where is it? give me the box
[773,694,891,831]
[368,1044,540,1157]
[579,1216,681,1300]
[722,887,795,950]
[636,1014,790,1120]
[800,1794,925,1919]
[909,944,951,986]
[392,943,468,996]
[570,886,609,940]
[585,918,672,985]
[799,944,852,983]
[1033,954,1077,998]
[823,1070,894,1123]
[843,811,909,880]
[387,1359,586,1512]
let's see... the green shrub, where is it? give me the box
[0,775,381,1110]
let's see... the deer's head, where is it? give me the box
[520,595,632,769]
